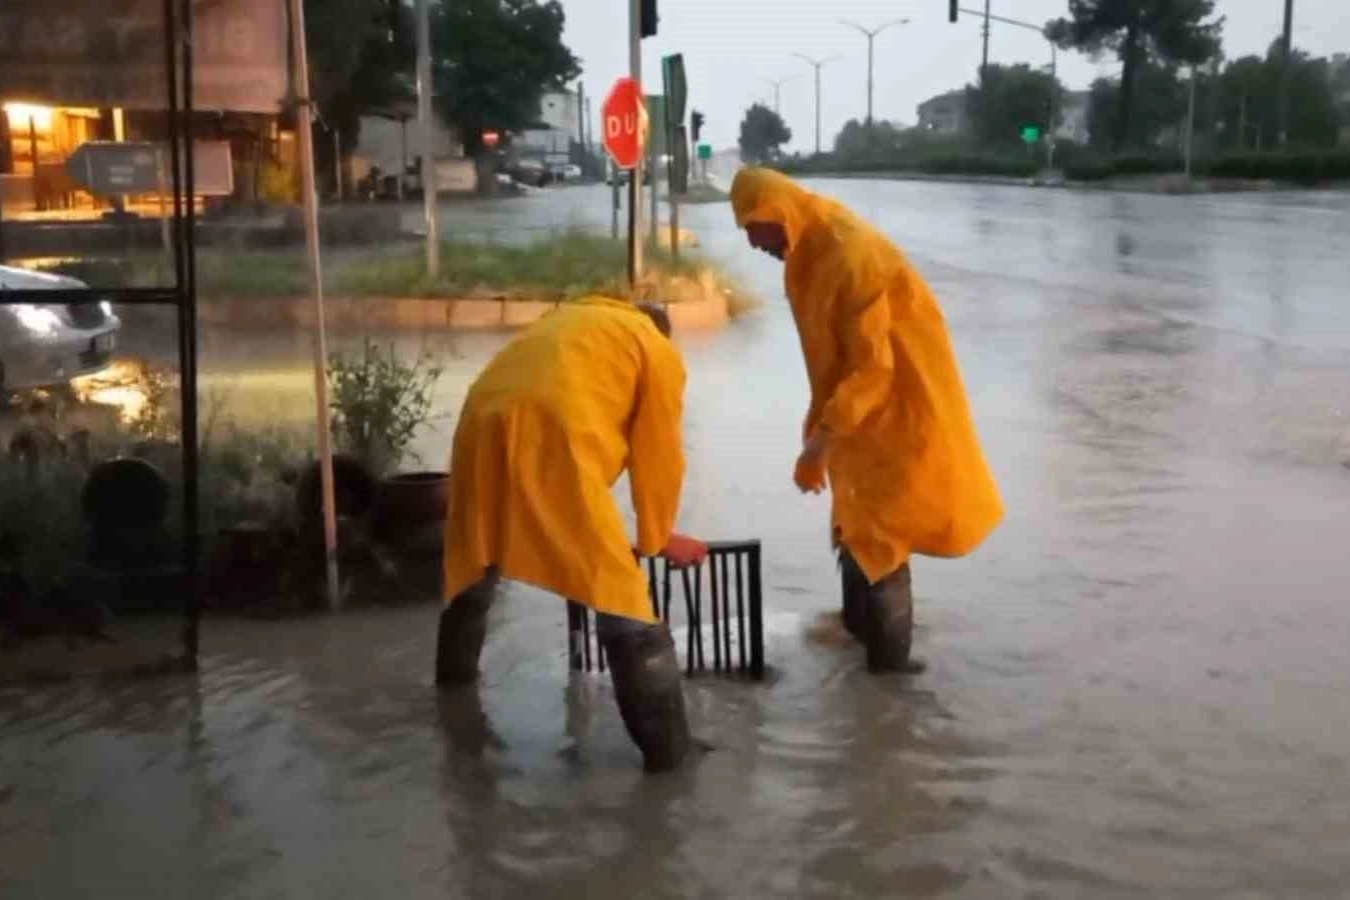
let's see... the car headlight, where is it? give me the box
[13,304,61,337]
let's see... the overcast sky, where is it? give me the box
[559,0,1349,153]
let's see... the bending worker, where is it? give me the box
[437,297,708,772]
[730,168,1003,674]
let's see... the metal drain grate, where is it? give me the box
[567,540,765,680]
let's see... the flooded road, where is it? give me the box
[4,182,1350,898]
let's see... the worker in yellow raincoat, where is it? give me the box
[437,297,708,772]
[730,168,1003,673]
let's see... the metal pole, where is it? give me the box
[981,0,991,82]
[1046,43,1057,170]
[415,0,440,275]
[840,21,907,127]
[814,65,821,154]
[628,0,643,286]
[286,0,341,610]
[332,128,341,201]
[648,131,658,247]
[1184,66,1197,181]
[669,156,679,261]
[1277,0,1294,146]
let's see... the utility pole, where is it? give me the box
[285,0,340,611]
[415,0,439,276]
[839,19,908,126]
[628,0,643,283]
[794,53,839,156]
[981,0,991,83]
[1277,0,1295,146]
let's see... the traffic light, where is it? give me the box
[949,0,958,22]
[690,110,704,143]
[641,0,658,38]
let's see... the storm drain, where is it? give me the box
[567,540,765,680]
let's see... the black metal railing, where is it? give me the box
[567,540,765,680]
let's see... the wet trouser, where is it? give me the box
[838,546,921,673]
[435,572,692,772]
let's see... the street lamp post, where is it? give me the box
[764,77,794,115]
[1276,0,1295,146]
[839,19,909,126]
[794,53,840,156]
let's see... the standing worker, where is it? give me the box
[437,297,708,772]
[729,168,1003,674]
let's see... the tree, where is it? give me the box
[833,119,907,164]
[964,63,1062,149]
[302,0,415,191]
[1048,0,1223,151]
[738,104,792,163]
[1084,61,1187,150]
[430,0,580,158]
[1206,43,1342,153]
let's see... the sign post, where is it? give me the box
[662,54,688,260]
[602,76,647,287]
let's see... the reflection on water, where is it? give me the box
[3,183,1350,898]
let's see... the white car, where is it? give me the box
[0,265,120,392]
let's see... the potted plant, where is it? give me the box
[327,339,446,558]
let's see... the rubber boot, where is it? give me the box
[837,546,868,640]
[864,563,926,675]
[598,614,692,773]
[435,574,496,685]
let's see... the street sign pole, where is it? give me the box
[662,54,687,261]
[628,0,643,287]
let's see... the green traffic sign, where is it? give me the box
[1021,125,1042,144]
[697,143,712,160]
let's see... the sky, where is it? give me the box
[558,0,1350,154]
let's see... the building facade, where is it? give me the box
[916,91,968,135]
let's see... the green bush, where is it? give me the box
[782,146,1350,186]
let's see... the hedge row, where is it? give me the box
[778,149,1350,185]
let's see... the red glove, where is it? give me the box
[661,532,709,569]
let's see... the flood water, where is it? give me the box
[4,182,1350,898]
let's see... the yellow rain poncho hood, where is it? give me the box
[731,168,1003,581]
[443,297,686,622]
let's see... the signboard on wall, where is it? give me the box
[63,140,234,196]
[0,0,289,113]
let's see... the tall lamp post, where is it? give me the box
[764,76,795,115]
[1276,0,1295,146]
[839,18,909,126]
[793,53,841,156]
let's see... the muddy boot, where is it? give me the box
[864,564,927,675]
[837,547,868,640]
[597,614,692,773]
[435,574,497,685]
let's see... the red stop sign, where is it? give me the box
[602,77,647,170]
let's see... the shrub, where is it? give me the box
[327,339,442,476]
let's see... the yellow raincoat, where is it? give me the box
[443,297,685,623]
[731,168,1003,583]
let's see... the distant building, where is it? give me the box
[516,89,583,169]
[916,90,968,135]
[1054,90,1091,144]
